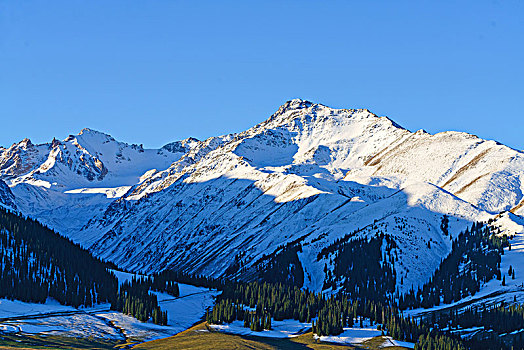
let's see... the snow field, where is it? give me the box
[211,316,415,348]
[0,276,219,342]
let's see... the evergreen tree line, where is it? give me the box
[204,279,468,348]
[160,270,225,290]
[0,207,117,307]
[400,222,509,310]
[250,243,304,287]
[226,233,312,288]
[111,277,168,325]
[311,294,435,341]
[458,302,524,335]
[320,234,397,304]
[427,301,524,349]
[205,299,272,331]
[207,281,319,324]
[149,270,181,296]
[108,271,188,324]
[0,207,177,326]
[414,333,467,350]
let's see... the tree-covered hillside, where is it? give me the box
[0,206,118,307]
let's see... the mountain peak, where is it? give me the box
[78,128,111,137]
[18,138,33,148]
[161,137,200,153]
[279,99,315,112]
[278,99,374,115]
[265,99,398,133]
[68,128,117,145]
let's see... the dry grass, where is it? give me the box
[511,198,524,214]
[133,322,413,350]
[454,173,489,195]
[441,149,490,189]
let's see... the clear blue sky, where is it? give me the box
[1,1,523,150]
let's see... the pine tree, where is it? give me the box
[243,312,250,328]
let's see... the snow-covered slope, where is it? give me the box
[2,99,523,295]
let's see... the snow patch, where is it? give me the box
[210,319,311,338]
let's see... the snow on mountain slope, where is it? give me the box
[2,99,523,297]
[230,99,408,176]
[346,129,524,213]
[299,182,490,293]
[0,129,192,233]
[123,134,235,201]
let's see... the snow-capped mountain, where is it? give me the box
[2,99,523,294]
[0,128,190,234]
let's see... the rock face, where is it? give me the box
[0,179,17,211]
[1,99,523,293]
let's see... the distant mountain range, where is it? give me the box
[1,99,523,295]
